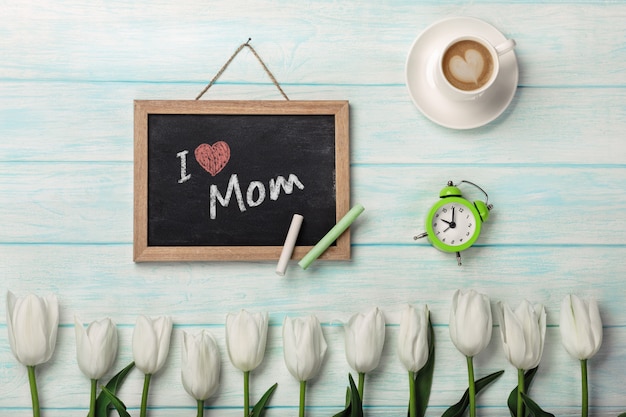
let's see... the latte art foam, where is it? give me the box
[442,40,494,91]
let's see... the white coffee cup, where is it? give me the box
[435,35,515,100]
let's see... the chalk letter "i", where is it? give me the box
[177,150,191,184]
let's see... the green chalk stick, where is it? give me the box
[298,204,364,270]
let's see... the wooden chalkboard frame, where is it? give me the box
[134,100,350,262]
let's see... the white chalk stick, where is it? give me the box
[276,214,304,276]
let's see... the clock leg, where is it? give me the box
[456,252,462,266]
[413,232,428,240]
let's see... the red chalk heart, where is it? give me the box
[194,141,231,176]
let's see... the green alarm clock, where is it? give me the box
[414,180,493,265]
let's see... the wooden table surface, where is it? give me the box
[1,1,625,416]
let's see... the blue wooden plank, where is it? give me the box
[1,245,625,326]
[1,84,625,165]
[0,2,624,86]
[2,163,625,245]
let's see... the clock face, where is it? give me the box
[426,198,482,252]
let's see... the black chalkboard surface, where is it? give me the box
[134,100,350,262]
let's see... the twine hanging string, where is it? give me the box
[195,38,290,101]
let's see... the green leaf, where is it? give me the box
[507,367,539,417]
[617,413,626,417]
[249,383,278,417]
[332,405,350,416]
[333,390,351,417]
[347,374,363,417]
[408,316,436,417]
[520,393,555,417]
[441,370,505,417]
[94,362,135,417]
[99,386,131,417]
[332,374,363,417]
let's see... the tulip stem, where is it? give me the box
[243,371,250,417]
[140,373,152,417]
[299,380,307,417]
[466,356,476,417]
[89,379,97,417]
[357,372,365,401]
[517,369,525,417]
[581,359,588,417]
[196,399,204,417]
[408,371,417,417]
[27,366,40,417]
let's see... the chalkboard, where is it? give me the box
[134,100,350,262]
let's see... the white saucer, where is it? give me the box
[405,17,519,129]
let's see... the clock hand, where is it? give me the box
[440,218,451,232]
[449,207,457,228]
[441,216,456,229]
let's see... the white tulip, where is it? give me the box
[181,330,221,401]
[344,307,386,374]
[495,301,546,370]
[397,304,430,373]
[225,310,269,372]
[132,315,173,375]
[74,316,118,380]
[6,291,59,366]
[449,289,493,358]
[560,294,603,360]
[283,315,328,382]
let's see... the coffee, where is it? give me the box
[442,39,494,91]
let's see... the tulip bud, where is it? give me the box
[225,310,269,372]
[6,291,59,366]
[495,301,546,370]
[132,315,173,375]
[560,294,603,360]
[449,289,492,358]
[397,304,430,373]
[74,316,118,380]
[181,330,221,401]
[283,315,328,382]
[344,307,386,374]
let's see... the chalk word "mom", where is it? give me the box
[210,173,304,219]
